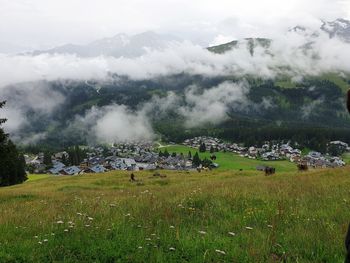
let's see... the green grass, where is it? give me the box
[0,168,349,262]
[276,73,350,92]
[321,73,349,93]
[275,79,297,89]
[161,145,296,172]
[27,174,51,182]
[343,153,350,165]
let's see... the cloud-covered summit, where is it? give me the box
[29,31,182,58]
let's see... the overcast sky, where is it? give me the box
[1,0,350,49]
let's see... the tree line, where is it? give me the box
[0,101,27,186]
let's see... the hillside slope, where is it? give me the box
[0,168,349,262]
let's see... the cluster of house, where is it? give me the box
[25,138,349,175]
[183,136,302,161]
[300,151,346,168]
[183,137,349,168]
[26,142,198,175]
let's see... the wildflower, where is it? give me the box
[151,233,156,236]
[109,203,117,207]
[267,225,273,228]
[85,224,90,227]
[198,230,207,235]
[88,217,94,221]
[38,241,43,245]
[215,249,226,255]
[169,247,176,251]
[245,227,253,230]
[64,229,69,232]
[125,213,131,217]
[137,225,142,228]
[51,233,55,236]
[56,220,64,224]
[138,246,143,249]
[228,232,236,236]
[34,236,38,239]
[107,228,111,231]
[77,212,83,216]
[145,238,152,241]
[43,239,48,242]
[170,225,175,229]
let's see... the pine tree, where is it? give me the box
[192,152,201,167]
[199,142,206,153]
[0,101,27,186]
[61,154,69,165]
[164,149,170,158]
[188,151,192,159]
[43,152,52,166]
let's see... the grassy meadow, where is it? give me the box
[160,145,296,172]
[1,167,350,262]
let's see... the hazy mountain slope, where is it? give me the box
[30,31,182,58]
[321,18,350,42]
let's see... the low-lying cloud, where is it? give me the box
[0,82,65,133]
[68,104,154,143]
[0,29,350,90]
[1,27,350,144]
[63,81,250,144]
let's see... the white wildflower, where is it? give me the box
[215,249,226,255]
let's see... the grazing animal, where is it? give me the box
[297,163,308,171]
[153,172,161,177]
[264,166,275,176]
[196,167,202,173]
[130,173,136,182]
[210,155,217,161]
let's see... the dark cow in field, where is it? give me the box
[130,173,136,182]
[264,166,275,176]
[210,155,217,161]
[297,163,308,171]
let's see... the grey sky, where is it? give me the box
[1,0,349,49]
